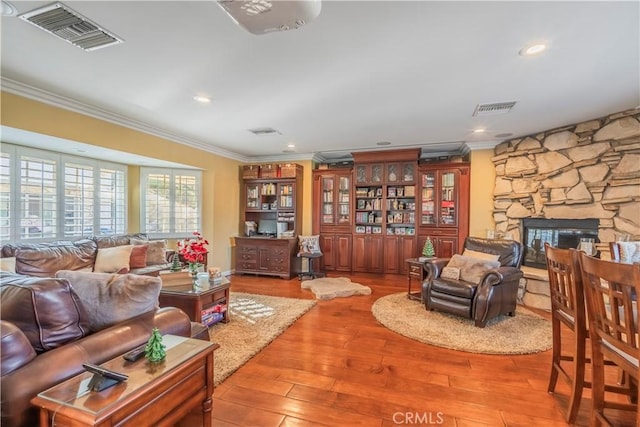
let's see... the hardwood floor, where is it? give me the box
[208,273,635,427]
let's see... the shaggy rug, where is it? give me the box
[301,276,372,300]
[209,292,316,385]
[372,292,552,355]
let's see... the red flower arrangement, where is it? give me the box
[177,231,209,265]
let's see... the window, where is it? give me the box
[0,143,127,243]
[141,167,201,238]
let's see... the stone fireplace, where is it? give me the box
[491,108,640,310]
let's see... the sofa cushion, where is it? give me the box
[10,239,97,277]
[94,245,133,273]
[131,239,167,265]
[0,257,16,273]
[129,244,149,269]
[55,270,162,332]
[93,233,149,249]
[0,275,89,353]
[444,254,501,285]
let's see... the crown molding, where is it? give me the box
[1,77,249,163]
[464,140,501,151]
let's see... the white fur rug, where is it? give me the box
[301,277,372,300]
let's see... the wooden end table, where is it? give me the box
[31,335,219,427]
[406,258,427,302]
[158,272,231,326]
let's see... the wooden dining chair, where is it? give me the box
[579,252,640,426]
[545,244,588,423]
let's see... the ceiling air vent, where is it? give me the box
[472,101,517,117]
[248,127,281,136]
[19,2,123,51]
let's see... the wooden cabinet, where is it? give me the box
[320,234,352,272]
[312,154,470,274]
[418,163,470,257]
[313,169,353,272]
[352,234,384,273]
[237,163,302,279]
[385,235,417,274]
[234,237,298,279]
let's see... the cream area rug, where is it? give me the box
[372,292,552,355]
[301,276,372,300]
[209,292,316,385]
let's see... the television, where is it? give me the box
[257,220,277,236]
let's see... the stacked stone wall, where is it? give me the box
[492,108,640,255]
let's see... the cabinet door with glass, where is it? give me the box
[320,173,351,226]
[355,163,384,185]
[245,183,260,211]
[420,169,461,227]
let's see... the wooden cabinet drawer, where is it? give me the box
[409,263,423,277]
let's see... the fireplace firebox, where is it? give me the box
[522,218,599,269]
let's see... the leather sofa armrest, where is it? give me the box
[1,320,36,376]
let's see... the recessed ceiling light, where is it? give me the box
[376,141,391,146]
[473,128,486,134]
[287,143,296,148]
[495,133,514,138]
[193,95,211,104]
[519,43,546,56]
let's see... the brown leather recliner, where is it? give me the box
[422,237,524,327]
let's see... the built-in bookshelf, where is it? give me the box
[354,186,383,234]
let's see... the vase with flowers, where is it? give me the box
[177,231,209,286]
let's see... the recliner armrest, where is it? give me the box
[479,266,523,288]
[423,258,451,281]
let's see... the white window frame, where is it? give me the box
[140,167,202,240]
[0,143,128,243]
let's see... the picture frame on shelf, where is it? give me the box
[355,226,366,234]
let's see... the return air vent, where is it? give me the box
[472,101,517,117]
[248,127,281,136]
[19,2,123,51]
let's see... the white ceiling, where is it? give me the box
[1,1,639,165]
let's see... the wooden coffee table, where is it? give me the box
[158,272,231,326]
[31,335,218,427]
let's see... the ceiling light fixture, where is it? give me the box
[472,128,486,134]
[519,43,547,56]
[217,0,321,35]
[287,143,296,148]
[193,95,211,104]
[376,141,391,146]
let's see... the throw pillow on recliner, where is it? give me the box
[55,270,161,332]
[443,254,501,285]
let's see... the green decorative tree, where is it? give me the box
[145,328,166,363]
[170,253,182,272]
[422,237,435,258]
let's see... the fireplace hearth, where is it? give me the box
[522,218,599,269]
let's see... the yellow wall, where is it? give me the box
[1,92,241,271]
[469,149,496,238]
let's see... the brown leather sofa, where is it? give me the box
[0,235,210,427]
[422,237,524,327]
[0,274,193,427]
[0,233,173,277]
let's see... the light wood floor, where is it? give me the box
[207,272,635,427]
